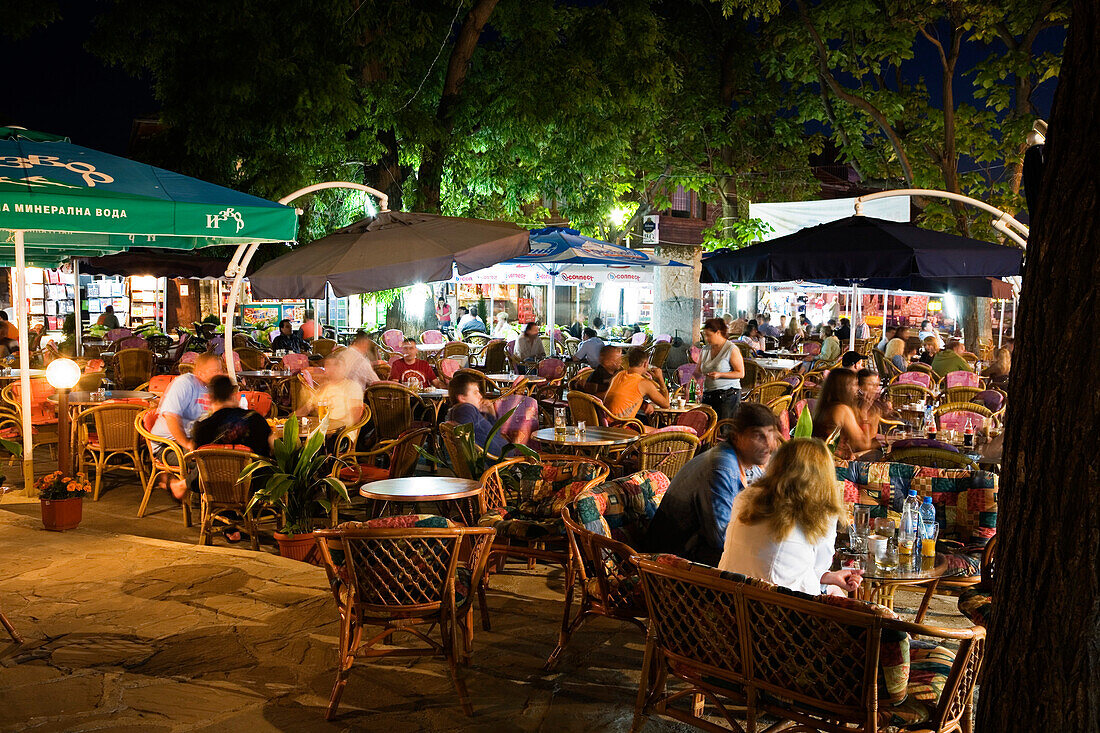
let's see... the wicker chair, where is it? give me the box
[478,339,507,373]
[420,329,446,344]
[619,430,699,479]
[380,329,405,352]
[75,370,105,392]
[740,360,768,393]
[478,454,609,569]
[734,341,755,361]
[747,379,791,405]
[336,425,429,484]
[80,403,146,501]
[886,446,978,470]
[632,554,986,733]
[463,332,492,350]
[235,347,268,371]
[184,447,265,550]
[946,385,983,404]
[566,390,645,433]
[545,471,670,671]
[439,421,476,478]
[887,382,937,407]
[310,338,338,358]
[649,341,672,369]
[906,361,936,377]
[314,519,496,719]
[441,340,470,362]
[896,370,935,390]
[0,380,58,453]
[365,382,427,442]
[453,368,496,397]
[135,408,191,525]
[934,402,993,431]
[114,348,155,390]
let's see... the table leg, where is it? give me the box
[914,579,940,624]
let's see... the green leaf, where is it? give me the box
[793,406,813,439]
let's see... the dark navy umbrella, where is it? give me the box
[701,216,1023,283]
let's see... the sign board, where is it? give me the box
[518,297,535,323]
[642,215,659,245]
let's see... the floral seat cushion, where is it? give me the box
[883,641,956,725]
[478,460,604,541]
[573,471,670,546]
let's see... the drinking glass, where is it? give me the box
[880,538,900,571]
[920,523,940,557]
[869,535,890,565]
[554,407,567,436]
[847,524,866,553]
[853,505,872,538]
[576,420,586,437]
[898,527,917,556]
[872,517,894,537]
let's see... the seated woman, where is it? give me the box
[811,368,879,459]
[739,320,766,354]
[719,437,862,595]
[981,346,1011,387]
[604,347,669,420]
[812,325,842,369]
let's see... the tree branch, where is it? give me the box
[794,0,915,185]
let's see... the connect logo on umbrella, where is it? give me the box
[206,207,245,232]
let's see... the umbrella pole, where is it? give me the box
[850,284,858,351]
[997,299,1005,347]
[223,241,262,383]
[72,257,82,357]
[14,231,34,494]
[547,276,556,356]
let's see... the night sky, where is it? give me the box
[2,2,1063,158]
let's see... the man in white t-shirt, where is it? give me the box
[339,333,380,391]
[152,352,224,450]
[917,320,944,348]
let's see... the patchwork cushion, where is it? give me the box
[958,587,992,627]
[885,642,956,726]
[574,471,670,546]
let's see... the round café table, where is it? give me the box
[751,357,802,374]
[359,476,482,524]
[533,425,639,459]
[412,388,450,422]
[844,549,950,617]
[237,369,293,389]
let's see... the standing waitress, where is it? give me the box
[696,318,745,420]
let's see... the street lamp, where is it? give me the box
[45,358,81,476]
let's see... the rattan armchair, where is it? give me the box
[80,403,146,501]
[747,378,792,405]
[946,385,982,404]
[314,521,496,719]
[440,341,470,362]
[184,447,266,550]
[886,446,979,470]
[135,408,192,525]
[478,339,507,373]
[365,382,428,442]
[618,430,699,479]
[934,401,993,429]
[113,348,155,390]
[235,347,268,371]
[75,371,105,392]
[566,390,645,433]
[311,338,338,358]
[887,382,937,407]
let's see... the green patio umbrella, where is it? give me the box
[0,127,299,490]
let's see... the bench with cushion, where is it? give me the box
[836,459,997,580]
[633,553,985,733]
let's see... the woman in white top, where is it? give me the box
[695,317,744,420]
[718,438,862,596]
[491,311,513,340]
[813,325,842,369]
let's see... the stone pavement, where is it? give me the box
[0,476,967,732]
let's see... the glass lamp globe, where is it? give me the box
[45,358,82,390]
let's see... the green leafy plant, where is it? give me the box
[243,414,349,535]
[418,407,538,479]
[791,406,842,453]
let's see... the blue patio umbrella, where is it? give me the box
[505,227,689,352]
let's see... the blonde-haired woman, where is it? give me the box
[718,438,862,595]
[981,346,1011,387]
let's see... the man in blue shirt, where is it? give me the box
[445,371,508,456]
[571,328,604,368]
[642,402,779,566]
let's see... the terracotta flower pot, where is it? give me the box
[40,497,83,531]
[274,531,319,563]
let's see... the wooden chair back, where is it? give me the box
[741,360,766,392]
[887,382,937,407]
[934,402,993,431]
[750,379,792,405]
[946,385,982,404]
[480,339,507,373]
[76,371,105,392]
[453,368,495,396]
[115,348,155,389]
[649,340,672,369]
[440,421,476,479]
[478,454,608,515]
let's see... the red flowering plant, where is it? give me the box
[35,470,91,500]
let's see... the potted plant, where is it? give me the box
[36,470,90,531]
[419,407,538,480]
[243,414,350,561]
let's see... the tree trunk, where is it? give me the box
[976,3,1100,731]
[362,128,404,211]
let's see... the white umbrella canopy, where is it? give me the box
[248,211,530,298]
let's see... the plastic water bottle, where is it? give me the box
[919,497,937,538]
[900,490,920,554]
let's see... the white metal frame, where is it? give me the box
[854,188,1030,248]
[222,182,389,381]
